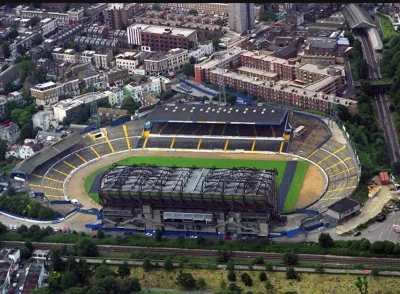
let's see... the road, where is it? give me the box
[5,241,400,267]
[357,30,400,163]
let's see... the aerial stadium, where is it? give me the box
[8,101,360,237]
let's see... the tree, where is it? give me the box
[259,271,267,282]
[228,283,243,293]
[188,9,198,16]
[26,16,41,28]
[121,96,140,114]
[18,59,37,82]
[227,270,236,282]
[285,267,298,280]
[1,44,10,59]
[260,10,276,22]
[282,251,299,265]
[127,277,141,292]
[196,277,206,289]
[182,63,195,77]
[92,276,120,293]
[240,272,253,287]
[344,30,355,46]
[216,249,233,263]
[97,230,105,239]
[1,64,9,72]
[0,138,6,161]
[265,280,274,291]
[93,264,116,280]
[315,264,325,274]
[75,239,98,257]
[251,256,264,265]
[370,241,385,254]
[142,258,152,271]
[163,256,174,271]
[155,228,162,242]
[8,29,19,40]
[318,232,335,248]
[60,271,79,290]
[152,4,161,11]
[226,260,235,271]
[175,270,197,289]
[120,22,127,30]
[371,267,379,277]
[354,276,368,294]
[118,262,131,280]
[220,279,227,290]
[189,56,196,64]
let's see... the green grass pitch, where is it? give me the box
[84,156,310,210]
[283,161,310,212]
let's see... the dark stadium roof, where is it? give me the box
[342,4,376,29]
[11,133,83,176]
[146,104,287,125]
[327,197,360,214]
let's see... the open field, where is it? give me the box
[283,161,310,212]
[117,267,400,294]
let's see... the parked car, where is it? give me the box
[12,283,17,288]
[16,273,20,280]
[376,214,387,222]
[353,231,361,236]
[18,263,24,269]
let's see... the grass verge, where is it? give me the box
[377,13,397,40]
[283,161,310,212]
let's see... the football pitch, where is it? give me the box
[84,156,309,209]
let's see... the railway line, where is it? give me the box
[5,241,400,267]
[357,30,400,163]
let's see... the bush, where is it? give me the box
[251,256,264,265]
[258,271,267,282]
[265,262,273,271]
[318,233,335,248]
[142,258,152,271]
[226,260,235,271]
[240,273,253,287]
[286,267,298,280]
[265,280,273,291]
[196,277,206,289]
[315,264,324,274]
[220,279,227,290]
[227,270,236,282]
[175,270,196,289]
[163,257,174,271]
[228,283,243,293]
[371,268,379,277]
[282,251,299,265]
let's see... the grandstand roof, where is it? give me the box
[146,105,287,125]
[342,4,376,29]
[11,133,82,177]
[327,197,360,214]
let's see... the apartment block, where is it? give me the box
[123,77,162,104]
[32,110,59,132]
[115,52,141,72]
[93,50,113,69]
[104,68,129,87]
[104,3,137,30]
[30,81,61,106]
[144,48,189,76]
[67,7,84,23]
[0,124,21,146]
[229,3,255,34]
[105,87,124,106]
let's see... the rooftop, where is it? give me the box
[146,104,287,125]
[327,197,360,213]
[128,23,196,37]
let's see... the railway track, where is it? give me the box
[5,241,400,267]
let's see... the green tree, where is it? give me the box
[189,56,196,64]
[26,16,41,28]
[142,258,152,271]
[227,270,236,282]
[93,264,116,280]
[251,256,264,265]
[121,96,140,114]
[260,10,276,22]
[370,241,385,254]
[0,138,6,161]
[285,267,298,280]
[196,277,206,289]
[354,276,368,294]
[259,271,267,282]
[216,249,233,263]
[188,9,198,16]
[127,277,141,292]
[182,62,195,77]
[1,64,9,72]
[60,271,79,290]
[240,272,253,286]
[97,230,105,239]
[155,228,162,242]
[220,279,227,290]
[226,260,235,271]
[118,262,131,280]
[8,29,19,40]
[92,276,120,293]
[228,283,243,293]
[152,4,161,11]
[265,280,274,291]
[282,251,299,265]
[371,268,379,277]
[315,264,325,274]
[18,59,37,82]
[318,232,335,248]
[163,256,174,271]
[75,239,98,257]
[120,22,127,30]
[175,270,197,289]
[1,44,10,59]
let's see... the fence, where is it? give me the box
[109,116,132,127]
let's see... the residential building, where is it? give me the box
[23,76,38,96]
[32,250,52,265]
[6,140,42,160]
[98,107,129,124]
[61,78,80,98]
[159,3,263,19]
[52,47,79,63]
[77,70,106,90]
[43,24,84,48]
[144,48,189,76]
[104,3,136,30]
[85,3,108,19]
[29,46,45,62]
[0,124,21,146]
[36,131,63,145]
[229,3,255,34]
[104,68,129,87]
[73,36,119,52]
[115,52,141,72]
[32,110,59,132]
[52,92,109,122]
[142,93,160,107]
[15,6,69,26]
[93,50,113,69]
[127,24,197,51]
[188,41,214,62]
[106,87,124,106]
[284,11,304,26]
[0,249,19,294]
[38,18,58,36]
[0,65,19,91]
[326,198,361,222]
[86,25,109,38]
[123,77,162,104]
[30,81,61,106]
[23,262,46,294]
[300,37,352,64]
[67,7,84,23]
[7,92,23,104]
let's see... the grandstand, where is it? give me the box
[100,164,278,236]
[140,104,290,153]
